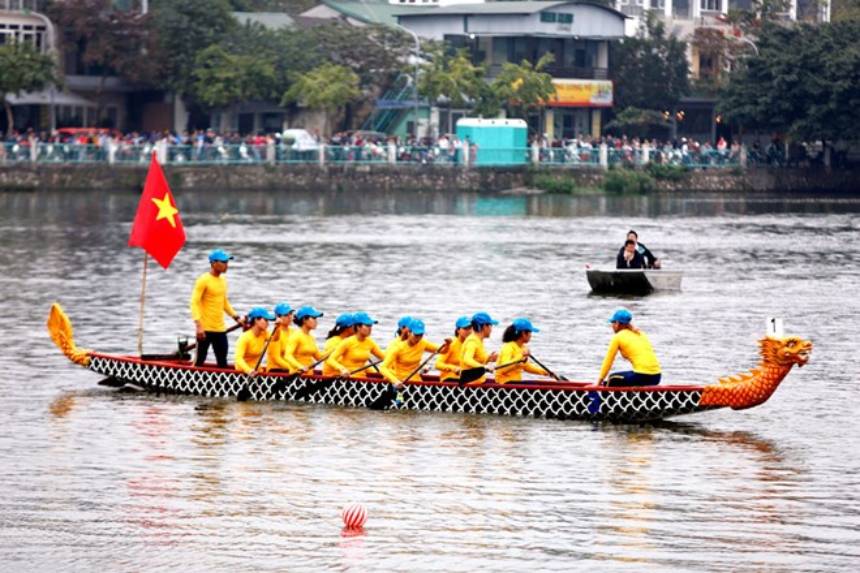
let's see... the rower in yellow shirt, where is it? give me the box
[190,249,245,367]
[597,308,662,387]
[234,307,275,375]
[283,305,324,373]
[322,313,356,377]
[385,315,413,357]
[326,311,388,378]
[460,311,499,385]
[495,318,549,384]
[381,318,450,384]
[266,302,295,371]
[435,316,472,382]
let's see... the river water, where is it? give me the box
[1,189,858,572]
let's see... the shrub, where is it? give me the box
[602,168,656,194]
[646,162,688,181]
[533,173,590,194]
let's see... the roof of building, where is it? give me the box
[395,1,626,19]
[318,0,404,26]
[233,11,296,29]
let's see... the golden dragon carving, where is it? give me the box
[700,336,812,410]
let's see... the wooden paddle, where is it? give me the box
[458,358,527,386]
[186,321,244,354]
[527,354,568,381]
[236,328,277,402]
[293,358,384,401]
[142,322,245,361]
[367,348,442,411]
[270,352,333,398]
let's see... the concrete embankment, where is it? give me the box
[0,163,857,193]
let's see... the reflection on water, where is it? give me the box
[2,189,859,571]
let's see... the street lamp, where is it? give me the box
[394,23,422,139]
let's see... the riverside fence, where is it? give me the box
[0,140,745,170]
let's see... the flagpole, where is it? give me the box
[137,252,149,356]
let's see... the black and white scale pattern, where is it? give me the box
[89,354,712,423]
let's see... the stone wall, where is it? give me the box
[0,163,857,194]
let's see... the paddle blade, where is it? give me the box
[458,366,486,385]
[236,383,252,402]
[47,303,90,366]
[367,385,397,411]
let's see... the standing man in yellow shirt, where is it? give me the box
[597,308,662,387]
[190,249,244,368]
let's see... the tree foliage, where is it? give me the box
[489,53,556,118]
[282,63,361,134]
[0,43,57,135]
[418,47,486,108]
[191,44,277,108]
[611,13,689,111]
[719,20,860,141]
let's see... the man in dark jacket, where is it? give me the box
[617,239,646,269]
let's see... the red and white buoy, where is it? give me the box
[341,503,368,530]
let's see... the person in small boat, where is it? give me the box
[597,308,662,387]
[235,306,275,375]
[190,249,245,368]
[326,311,388,377]
[495,318,549,385]
[381,318,450,385]
[266,302,295,372]
[435,316,473,382]
[283,306,324,374]
[321,313,356,377]
[616,239,646,269]
[619,229,660,269]
[460,311,499,384]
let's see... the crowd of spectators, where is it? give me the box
[0,127,846,168]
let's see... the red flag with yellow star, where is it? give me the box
[128,153,186,269]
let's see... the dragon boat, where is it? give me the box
[47,304,811,423]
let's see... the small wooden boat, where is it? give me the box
[47,304,811,423]
[587,269,683,295]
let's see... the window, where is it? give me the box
[701,0,722,10]
[540,12,557,23]
[558,13,573,24]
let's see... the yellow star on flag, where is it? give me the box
[152,192,179,228]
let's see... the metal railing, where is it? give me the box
[0,141,743,169]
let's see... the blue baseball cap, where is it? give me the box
[397,316,413,330]
[471,312,498,327]
[248,306,275,321]
[408,318,426,336]
[609,308,633,325]
[296,305,324,320]
[274,303,293,317]
[208,249,233,263]
[335,313,355,328]
[455,316,472,329]
[512,318,540,333]
[352,311,378,326]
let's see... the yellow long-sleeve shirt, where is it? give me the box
[435,337,464,381]
[284,329,322,372]
[460,333,492,384]
[598,329,661,381]
[190,272,237,332]
[494,341,548,384]
[266,326,293,371]
[382,338,440,383]
[322,335,348,376]
[235,328,270,374]
[326,335,387,377]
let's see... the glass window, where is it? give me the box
[540,12,557,23]
[558,13,573,24]
[701,0,722,10]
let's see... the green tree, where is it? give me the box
[150,0,237,99]
[191,45,277,109]
[490,52,556,123]
[832,0,860,21]
[282,63,361,135]
[418,47,486,107]
[0,43,57,136]
[611,13,689,113]
[719,21,860,143]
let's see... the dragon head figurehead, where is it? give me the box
[701,335,812,411]
[47,303,91,366]
[759,336,812,368]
